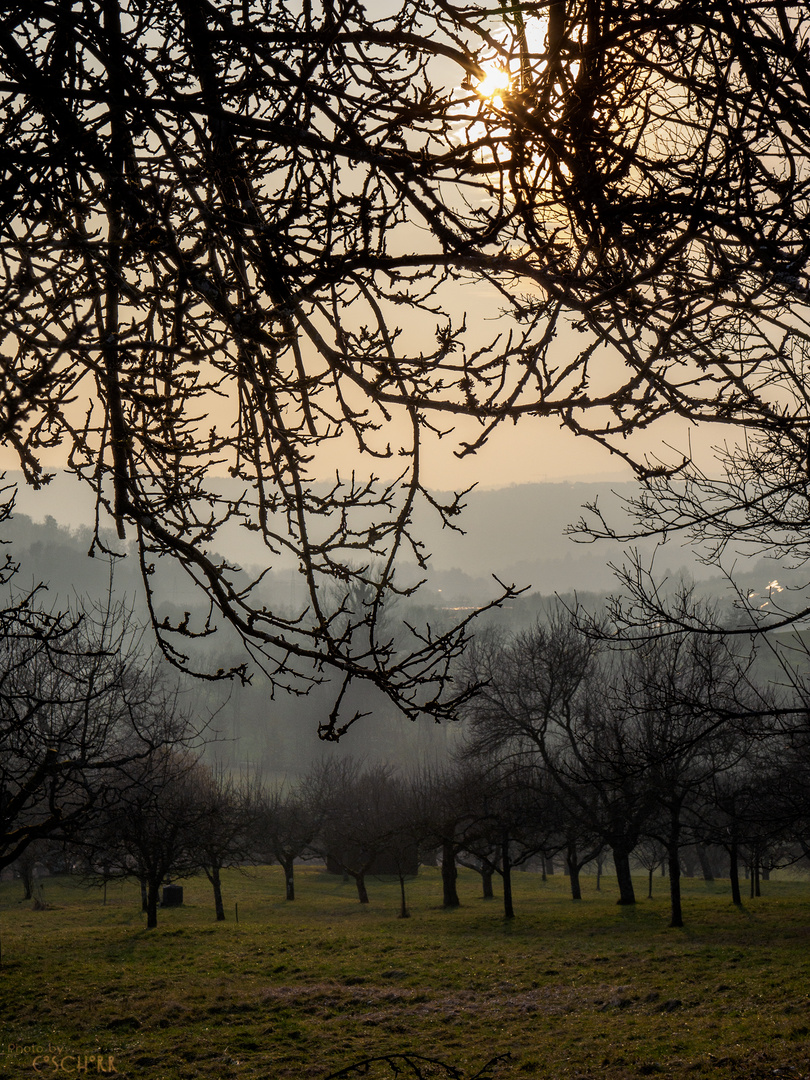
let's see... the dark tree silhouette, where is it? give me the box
[304,757,412,905]
[452,756,557,919]
[0,587,188,877]
[189,764,263,921]
[0,0,527,732]
[258,783,323,902]
[89,748,204,929]
[410,760,496,910]
[600,630,756,927]
[3,2,810,727]
[461,602,764,920]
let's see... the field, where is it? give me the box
[0,866,809,1080]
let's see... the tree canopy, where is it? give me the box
[3,1,810,724]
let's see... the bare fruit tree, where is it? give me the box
[0,590,190,876]
[1,0,531,729]
[460,602,766,920]
[3,2,810,723]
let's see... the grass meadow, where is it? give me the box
[0,866,808,1080]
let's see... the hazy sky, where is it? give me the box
[0,248,724,533]
[0,7,721,527]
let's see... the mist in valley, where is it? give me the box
[5,472,797,784]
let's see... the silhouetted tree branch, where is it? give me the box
[4,2,810,727]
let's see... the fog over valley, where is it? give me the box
[4,472,798,781]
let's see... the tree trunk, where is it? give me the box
[283,856,295,901]
[613,848,636,905]
[355,873,370,904]
[596,856,602,891]
[209,864,225,921]
[648,867,653,899]
[21,867,33,902]
[441,840,460,908]
[696,845,715,882]
[729,838,742,906]
[667,807,684,928]
[502,832,514,920]
[566,843,582,901]
[146,880,159,929]
[481,866,495,899]
[140,878,148,913]
[398,874,410,918]
[667,845,683,928]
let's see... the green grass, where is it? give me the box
[1,867,809,1079]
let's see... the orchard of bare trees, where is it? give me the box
[2,2,810,942]
[7,599,801,934]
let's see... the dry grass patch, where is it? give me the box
[0,867,809,1079]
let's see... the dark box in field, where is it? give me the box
[161,884,183,907]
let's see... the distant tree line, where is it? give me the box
[14,736,808,932]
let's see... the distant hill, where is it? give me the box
[2,470,708,601]
[2,474,806,776]
[404,479,708,600]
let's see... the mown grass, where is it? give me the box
[0,866,809,1080]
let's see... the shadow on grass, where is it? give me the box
[325,1051,512,1079]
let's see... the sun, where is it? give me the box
[468,10,550,109]
[475,63,512,107]
[450,10,553,178]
